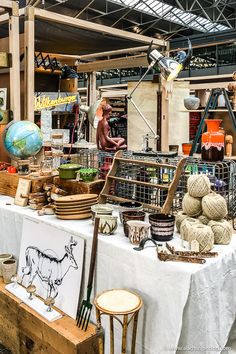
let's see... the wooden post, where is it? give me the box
[88,71,97,143]
[24,6,35,121]
[9,1,21,121]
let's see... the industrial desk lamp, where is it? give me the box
[127,39,192,140]
[80,99,105,128]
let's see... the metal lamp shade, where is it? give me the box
[80,99,104,128]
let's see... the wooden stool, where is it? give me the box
[94,289,143,354]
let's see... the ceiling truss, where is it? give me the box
[25,0,236,39]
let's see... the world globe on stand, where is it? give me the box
[3,121,43,160]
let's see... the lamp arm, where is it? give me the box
[127,62,155,99]
[77,112,85,142]
[129,97,159,140]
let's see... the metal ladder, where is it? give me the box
[189,88,236,156]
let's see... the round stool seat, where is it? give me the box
[94,289,142,315]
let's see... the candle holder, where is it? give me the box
[44,296,55,312]
[27,284,36,300]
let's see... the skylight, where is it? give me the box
[109,0,229,33]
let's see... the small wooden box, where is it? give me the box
[0,171,54,198]
[53,177,105,196]
[0,280,103,354]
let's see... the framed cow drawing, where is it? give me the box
[18,217,84,319]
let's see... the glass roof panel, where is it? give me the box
[109,0,230,32]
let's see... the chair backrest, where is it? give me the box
[99,150,186,214]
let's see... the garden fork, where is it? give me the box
[76,217,100,331]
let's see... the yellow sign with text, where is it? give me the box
[34,94,77,110]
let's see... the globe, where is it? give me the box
[3,121,43,160]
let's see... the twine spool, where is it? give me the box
[175,211,188,233]
[187,174,211,198]
[202,193,227,221]
[188,224,214,252]
[180,218,199,242]
[198,215,210,225]
[182,193,202,217]
[209,220,233,245]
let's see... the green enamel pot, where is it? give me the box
[58,163,81,179]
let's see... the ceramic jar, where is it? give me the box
[127,220,150,245]
[98,215,118,235]
[184,96,200,110]
[201,119,224,161]
[2,259,17,284]
[91,204,113,221]
[122,210,146,237]
[0,254,12,276]
[149,213,175,241]
[118,201,143,223]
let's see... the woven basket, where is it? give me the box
[209,219,233,245]
[202,192,227,221]
[188,224,214,252]
[175,211,188,233]
[187,174,211,198]
[180,218,200,242]
[182,193,202,217]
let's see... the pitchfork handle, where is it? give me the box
[87,217,100,289]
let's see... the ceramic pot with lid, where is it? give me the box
[58,163,81,179]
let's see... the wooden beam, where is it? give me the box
[177,73,235,81]
[79,45,159,60]
[34,8,166,47]
[0,13,9,24]
[0,52,11,68]
[9,3,20,121]
[77,55,148,72]
[190,81,235,90]
[0,0,13,9]
[24,6,35,120]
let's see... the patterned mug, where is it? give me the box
[127,220,150,245]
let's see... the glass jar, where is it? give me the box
[201,119,224,162]
[41,158,53,176]
[51,133,63,156]
[17,160,30,175]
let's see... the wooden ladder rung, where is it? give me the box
[101,194,162,211]
[116,157,176,169]
[108,176,169,190]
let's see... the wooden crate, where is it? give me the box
[0,280,103,354]
[0,172,54,198]
[53,177,105,196]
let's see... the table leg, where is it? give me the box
[110,315,114,354]
[121,314,128,354]
[131,311,139,354]
[96,308,104,354]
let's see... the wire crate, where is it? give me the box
[100,150,186,213]
[171,157,236,223]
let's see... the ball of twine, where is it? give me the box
[176,211,188,233]
[187,174,211,198]
[188,224,214,252]
[182,193,202,217]
[180,218,200,242]
[208,219,233,245]
[202,193,227,221]
[198,215,210,225]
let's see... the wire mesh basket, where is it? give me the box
[171,157,236,224]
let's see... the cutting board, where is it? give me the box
[56,213,92,220]
[55,194,98,203]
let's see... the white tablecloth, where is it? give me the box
[0,195,236,354]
